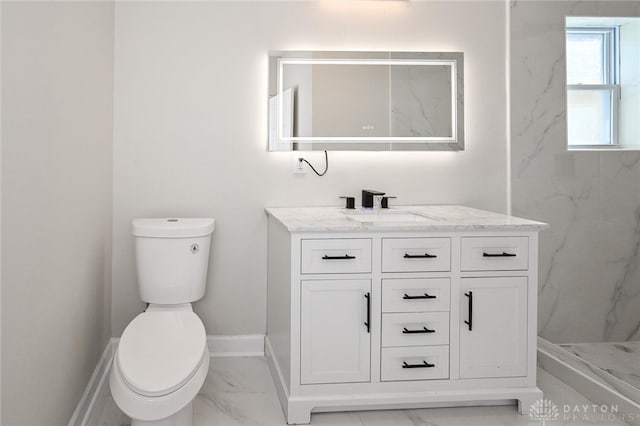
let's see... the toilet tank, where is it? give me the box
[132,218,215,304]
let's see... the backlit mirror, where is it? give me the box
[268,51,464,151]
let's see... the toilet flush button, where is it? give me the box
[190,244,199,254]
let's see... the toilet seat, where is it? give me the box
[117,306,207,397]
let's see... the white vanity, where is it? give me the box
[265,205,547,424]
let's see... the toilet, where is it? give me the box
[110,218,215,426]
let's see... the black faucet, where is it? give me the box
[362,189,385,208]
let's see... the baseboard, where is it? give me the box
[265,336,291,420]
[68,334,265,425]
[68,338,117,426]
[208,334,265,357]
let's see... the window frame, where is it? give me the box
[566,25,621,150]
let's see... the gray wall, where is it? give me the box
[1,2,114,424]
[510,0,640,343]
[111,1,509,337]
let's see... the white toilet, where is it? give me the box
[110,218,215,426]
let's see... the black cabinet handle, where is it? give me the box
[464,291,473,331]
[482,252,516,257]
[403,253,437,259]
[403,293,437,300]
[402,360,435,369]
[322,254,356,260]
[364,292,371,333]
[402,327,435,334]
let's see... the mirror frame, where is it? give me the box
[268,51,464,151]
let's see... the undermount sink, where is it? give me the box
[344,211,436,223]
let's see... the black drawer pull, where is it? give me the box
[403,293,437,300]
[403,253,437,259]
[482,251,516,257]
[402,327,435,334]
[464,291,473,331]
[364,293,371,333]
[402,360,435,369]
[322,254,356,260]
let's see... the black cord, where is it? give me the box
[299,150,328,176]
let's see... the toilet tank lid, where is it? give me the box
[132,218,215,238]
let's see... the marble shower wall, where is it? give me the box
[510,1,640,343]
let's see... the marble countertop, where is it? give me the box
[265,205,548,232]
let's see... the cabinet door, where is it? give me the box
[301,279,371,384]
[459,277,527,379]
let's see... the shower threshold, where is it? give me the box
[538,337,640,423]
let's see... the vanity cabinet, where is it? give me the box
[459,277,528,379]
[381,237,451,272]
[265,206,546,424]
[300,279,371,385]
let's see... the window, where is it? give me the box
[566,25,620,148]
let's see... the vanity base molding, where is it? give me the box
[265,207,546,425]
[266,336,542,424]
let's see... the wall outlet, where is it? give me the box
[293,157,307,174]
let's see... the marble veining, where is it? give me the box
[390,65,451,138]
[544,339,640,403]
[538,338,640,423]
[510,0,640,343]
[606,206,640,340]
[559,342,640,399]
[265,205,547,232]
[94,356,631,426]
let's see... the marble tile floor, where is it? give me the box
[95,357,636,426]
[558,342,640,395]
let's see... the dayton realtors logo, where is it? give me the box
[529,399,640,425]
[529,399,560,425]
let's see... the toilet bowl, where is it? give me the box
[110,218,215,425]
[110,304,210,425]
[109,304,209,426]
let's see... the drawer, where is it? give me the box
[382,278,450,313]
[301,239,372,274]
[382,238,451,272]
[381,346,449,381]
[382,312,449,347]
[460,237,528,271]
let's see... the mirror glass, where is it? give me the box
[268,51,464,151]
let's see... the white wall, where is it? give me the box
[112,1,508,336]
[1,2,114,424]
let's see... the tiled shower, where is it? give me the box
[510,0,640,407]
